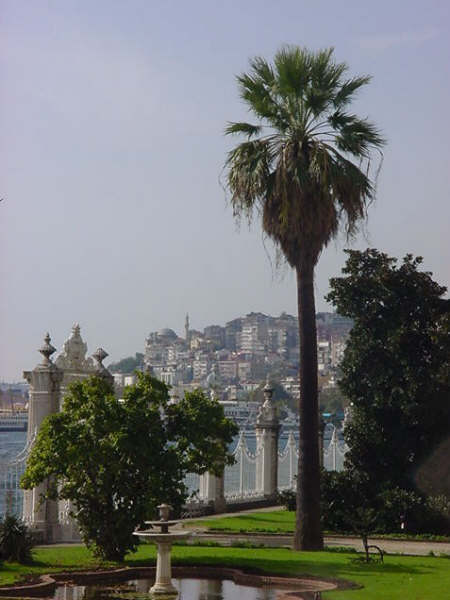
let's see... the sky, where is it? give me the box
[1,0,449,381]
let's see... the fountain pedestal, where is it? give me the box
[134,503,192,596]
[151,540,176,594]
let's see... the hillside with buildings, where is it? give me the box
[110,312,352,416]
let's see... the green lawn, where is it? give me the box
[1,544,449,600]
[191,510,295,533]
[191,511,450,542]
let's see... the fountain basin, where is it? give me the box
[0,566,339,599]
[52,578,326,600]
[136,532,193,543]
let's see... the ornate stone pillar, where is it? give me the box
[255,378,280,498]
[23,334,63,541]
[199,471,226,513]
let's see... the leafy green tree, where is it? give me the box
[225,46,384,549]
[249,380,295,412]
[327,249,450,492]
[108,353,144,373]
[21,374,237,561]
[319,386,348,415]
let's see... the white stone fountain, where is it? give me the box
[134,504,192,595]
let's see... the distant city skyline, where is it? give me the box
[2,1,449,380]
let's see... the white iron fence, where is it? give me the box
[0,434,35,518]
[224,430,260,501]
[1,427,348,518]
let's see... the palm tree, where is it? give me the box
[225,46,384,550]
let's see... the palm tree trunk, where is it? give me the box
[294,263,323,550]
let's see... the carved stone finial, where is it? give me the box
[93,347,108,365]
[263,375,273,403]
[257,374,278,426]
[39,333,56,365]
[56,324,93,370]
[92,347,113,383]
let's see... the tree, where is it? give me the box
[21,374,237,561]
[225,46,384,549]
[319,385,348,415]
[108,353,144,373]
[327,249,450,492]
[249,380,295,412]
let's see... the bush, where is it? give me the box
[0,515,34,563]
[376,487,425,533]
[321,470,371,532]
[422,495,450,534]
[321,470,450,535]
[277,489,296,511]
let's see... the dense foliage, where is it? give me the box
[107,353,144,374]
[225,45,384,550]
[321,470,450,535]
[327,249,450,493]
[249,380,295,412]
[319,385,348,415]
[21,374,237,561]
[0,515,34,563]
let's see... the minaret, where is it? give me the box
[185,313,190,345]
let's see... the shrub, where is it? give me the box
[277,489,296,511]
[321,470,371,532]
[422,495,450,534]
[321,470,450,535]
[376,487,425,533]
[0,515,34,563]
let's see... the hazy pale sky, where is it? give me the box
[1,0,449,381]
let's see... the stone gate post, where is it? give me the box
[199,471,226,513]
[22,334,63,542]
[255,379,280,499]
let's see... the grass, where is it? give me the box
[191,511,450,541]
[1,543,450,600]
[191,511,295,533]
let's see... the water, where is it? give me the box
[52,579,322,600]
[0,430,27,516]
[0,430,27,462]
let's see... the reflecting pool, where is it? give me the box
[52,578,322,600]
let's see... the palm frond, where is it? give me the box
[225,121,262,138]
[248,56,275,88]
[274,46,311,98]
[226,45,385,266]
[335,117,385,157]
[236,71,289,131]
[226,138,274,219]
[333,75,371,108]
